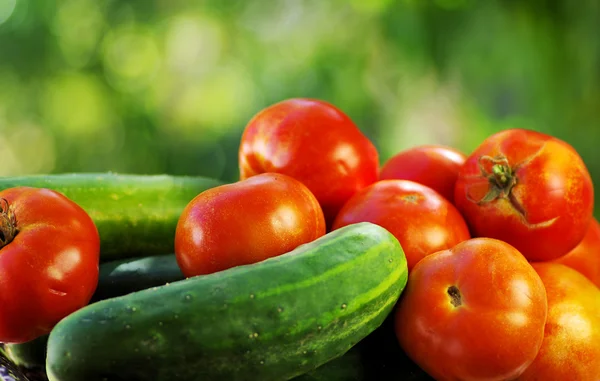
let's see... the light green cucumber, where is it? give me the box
[0,173,223,261]
[45,222,408,381]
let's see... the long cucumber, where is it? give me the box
[45,222,408,381]
[0,173,223,261]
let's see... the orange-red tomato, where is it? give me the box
[552,218,600,288]
[0,187,100,344]
[238,98,379,227]
[379,145,466,202]
[174,173,326,277]
[332,179,470,271]
[395,238,548,381]
[517,263,600,381]
[454,128,594,262]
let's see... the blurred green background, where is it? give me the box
[0,0,599,204]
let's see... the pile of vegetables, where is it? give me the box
[0,98,599,381]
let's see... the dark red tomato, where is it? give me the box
[238,98,379,227]
[395,238,548,381]
[0,187,100,344]
[552,218,600,288]
[332,179,471,271]
[454,128,594,262]
[379,145,466,202]
[175,173,326,277]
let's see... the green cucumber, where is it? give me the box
[291,345,365,381]
[4,254,184,370]
[46,222,408,381]
[91,253,184,302]
[0,173,223,262]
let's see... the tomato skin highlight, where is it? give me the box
[517,262,600,381]
[379,145,466,202]
[238,98,379,227]
[332,179,470,271]
[0,187,100,344]
[395,237,548,381]
[454,128,594,262]
[174,173,326,277]
[551,218,600,288]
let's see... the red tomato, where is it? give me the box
[379,145,466,202]
[395,238,548,381]
[517,263,600,380]
[454,128,594,262]
[0,187,100,344]
[332,179,471,271]
[552,218,600,288]
[238,98,379,227]
[175,172,326,277]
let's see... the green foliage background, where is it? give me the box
[0,0,599,212]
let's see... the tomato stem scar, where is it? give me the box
[0,198,17,249]
[447,285,462,307]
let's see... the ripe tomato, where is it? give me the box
[379,145,466,202]
[0,187,100,344]
[238,98,379,227]
[332,180,470,271]
[395,238,548,381]
[454,128,594,262]
[517,263,600,380]
[551,218,600,288]
[175,172,326,277]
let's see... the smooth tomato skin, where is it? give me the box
[552,218,600,288]
[395,238,548,381]
[379,145,466,202]
[238,98,379,227]
[332,179,470,271]
[175,173,326,277]
[517,263,600,381]
[0,187,100,344]
[454,128,594,262]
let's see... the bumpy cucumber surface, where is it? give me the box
[4,254,184,370]
[0,173,223,261]
[46,222,408,381]
[291,345,365,381]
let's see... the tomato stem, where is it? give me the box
[0,199,17,249]
[476,155,517,204]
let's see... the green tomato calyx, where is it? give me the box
[477,155,518,203]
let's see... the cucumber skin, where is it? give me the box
[45,222,408,381]
[0,173,223,262]
[4,254,185,369]
[291,345,365,381]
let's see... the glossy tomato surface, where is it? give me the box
[395,238,548,381]
[379,145,466,202]
[332,179,470,271]
[552,217,600,288]
[239,98,379,226]
[0,187,100,344]
[175,173,326,277]
[517,263,600,380]
[454,128,594,261]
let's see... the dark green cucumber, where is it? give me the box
[291,345,365,381]
[91,253,184,302]
[4,254,184,370]
[0,173,223,261]
[46,222,408,381]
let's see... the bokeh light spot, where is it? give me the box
[103,26,161,91]
[0,0,16,25]
[42,73,110,135]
